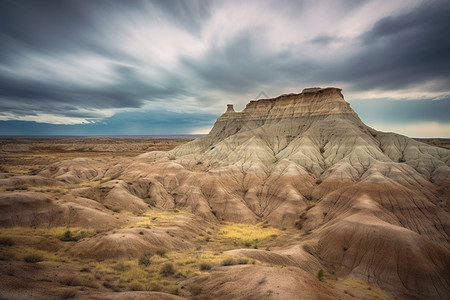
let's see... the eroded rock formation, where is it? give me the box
[1,87,448,299]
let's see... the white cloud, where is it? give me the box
[344,80,450,101]
[0,113,94,125]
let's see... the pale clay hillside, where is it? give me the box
[0,88,449,300]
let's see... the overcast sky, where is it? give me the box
[0,0,449,137]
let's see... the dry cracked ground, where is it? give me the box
[0,88,449,300]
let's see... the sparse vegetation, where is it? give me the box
[5,185,28,191]
[0,237,14,246]
[317,269,324,281]
[221,257,237,266]
[190,283,203,295]
[59,276,84,286]
[138,252,152,267]
[24,252,44,263]
[160,262,176,276]
[199,262,212,270]
[155,247,167,257]
[0,227,96,243]
[61,290,77,299]
[343,278,391,300]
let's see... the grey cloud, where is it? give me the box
[332,0,450,90]
[181,30,303,94]
[0,0,210,120]
[0,65,187,118]
[0,0,449,131]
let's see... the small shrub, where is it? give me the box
[315,179,323,185]
[139,231,144,235]
[59,276,83,286]
[199,262,212,271]
[139,253,152,267]
[243,241,251,248]
[61,290,77,299]
[221,258,236,266]
[147,282,162,291]
[128,282,144,291]
[79,267,91,273]
[113,261,132,272]
[155,248,167,257]
[103,281,113,289]
[6,185,28,191]
[24,253,43,263]
[189,283,202,295]
[0,237,14,246]
[317,269,324,281]
[0,250,16,261]
[237,258,248,265]
[61,230,72,241]
[160,263,175,276]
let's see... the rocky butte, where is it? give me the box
[0,87,448,299]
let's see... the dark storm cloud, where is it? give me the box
[0,0,449,135]
[181,30,296,93]
[331,0,450,90]
[0,0,206,117]
[0,65,187,116]
[180,0,450,96]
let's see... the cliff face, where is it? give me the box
[209,87,358,141]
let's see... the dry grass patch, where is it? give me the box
[342,278,391,300]
[219,223,280,247]
[0,226,96,242]
[135,209,192,227]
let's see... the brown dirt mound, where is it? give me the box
[179,265,352,300]
[70,228,193,260]
[0,192,129,230]
[308,214,450,299]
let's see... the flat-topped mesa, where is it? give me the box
[218,87,353,122]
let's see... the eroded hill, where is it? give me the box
[0,88,448,299]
